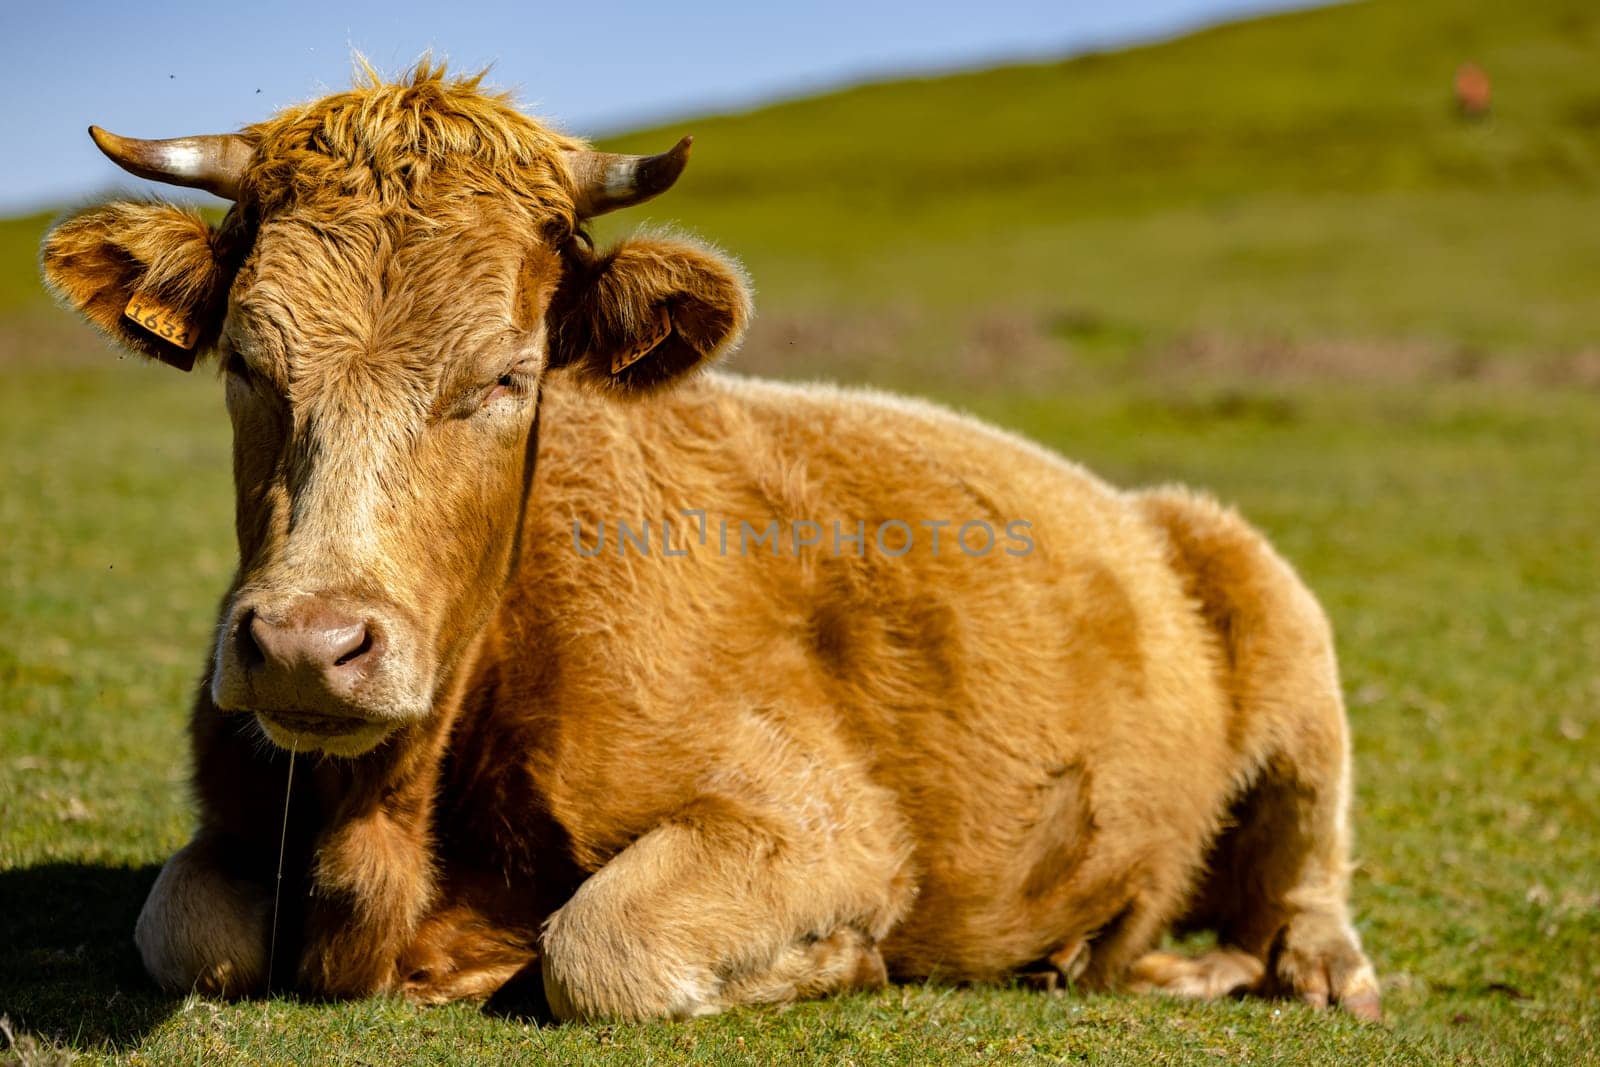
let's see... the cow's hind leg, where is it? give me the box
[1189,761,1381,1020]
[1136,489,1380,1020]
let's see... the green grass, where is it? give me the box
[4,0,1600,1061]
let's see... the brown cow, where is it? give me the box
[41,64,1379,1022]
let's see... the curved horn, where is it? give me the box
[88,126,251,200]
[564,136,693,218]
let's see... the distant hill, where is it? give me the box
[9,0,1599,387]
[0,212,52,314]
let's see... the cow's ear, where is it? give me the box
[546,235,751,395]
[40,202,231,372]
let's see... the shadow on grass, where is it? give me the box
[0,863,179,1050]
[483,962,556,1025]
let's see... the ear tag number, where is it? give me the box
[611,306,674,374]
[124,293,200,351]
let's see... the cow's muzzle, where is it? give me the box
[212,594,421,755]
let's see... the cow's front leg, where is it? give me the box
[541,798,905,1021]
[135,836,272,997]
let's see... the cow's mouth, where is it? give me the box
[255,710,397,757]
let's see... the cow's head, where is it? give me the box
[42,65,750,756]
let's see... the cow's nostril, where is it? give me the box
[333,627,374,668]
[233,600,385,704]
[236,611,265,669]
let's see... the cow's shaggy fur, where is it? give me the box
[41,64,1379,1021]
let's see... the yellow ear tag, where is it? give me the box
[611,306,674,375]
[124,292,200,351]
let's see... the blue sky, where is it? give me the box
[2,0,1316,215]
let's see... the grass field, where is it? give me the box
[3,0,1598,1062]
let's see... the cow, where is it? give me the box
[41,64,1380,1022]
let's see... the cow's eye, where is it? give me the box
[478,368,530,411]
[224,351,252,380]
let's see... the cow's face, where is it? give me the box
[212,197,556,757]
[42,69,749,756]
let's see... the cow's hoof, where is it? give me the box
[1127,948,1264,1000]
[135,841,271,998]
[1268,918,1382,1022]
[396,906,537,1005]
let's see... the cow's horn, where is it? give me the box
[88,126,251,200]
[564,136,693,218]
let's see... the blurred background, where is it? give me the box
[1,0,1596,1060]
[3,0,1599,386]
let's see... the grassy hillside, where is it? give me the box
[2,1,1597,1064]
[593,0,1600,384]
[7,0,1600,385]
